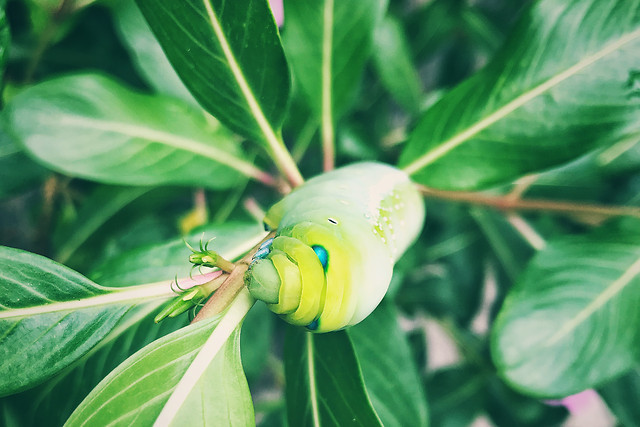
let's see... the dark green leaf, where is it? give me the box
[400,0,640,190]
[0,0,9,74]
[0,127,46,199]
[6,73,261,189]
[598,365,640,427]
[112,0,197,105]
[1,306,189,427]
[283,0,386,121]
[350,301,429,427]
[136,0,290,145]
[492,228,640,396]
[284,326,382,426]
[425,364,486,427]
[0,247,169,396]
[241,301,274,381]
[66,290,255,426]
[372,16,422,113]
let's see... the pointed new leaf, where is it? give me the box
[66,290,254,426]
[6,74,266,188]
[135,0,290,146]
[0,247,173,396]
[492,229,640,396]
[401,0,640,190]
[349,302,429,427]
[284,327,382,426]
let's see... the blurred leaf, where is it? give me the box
[598,365,640,427]
[284,327,382,426]
[406,0,460,61]
[136,0,290,145]
[0,127,46,199]
[6,73,262,189]
[400,0,640,190]
[425,364,486,427]
[0,0,9,73]
[66,289,255,426]
[485,378,568,427]
[54,185,151,264]
[283,0,386,122]
[90,221,265,286]
[350,301,429,427]
[0,246,173,396]
[241,301,274,381]
[1,305,189,427]
[492,228,640,396]
[111,0,197,105]
[372,16,422,113]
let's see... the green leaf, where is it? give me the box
[2,306,189,427]
[0,0,9,74]
[135,0,290,146]
[0,247,173,396]
[66,289,255,426]
[349,301,429,427]
[284,327,382,426]
[283,0,386,122]
[6,73,266,188]
[400,0,640,190]
[54,185,151,264]
[90,221,265,286]
[425,364,486,427]
[112,0,197,105]
[372,16,422,113]
[241,302,274,381]
[598,365,640,427]
[491,229,640,397]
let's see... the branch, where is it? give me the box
[417,185,640,219]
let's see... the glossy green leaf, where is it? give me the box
[0,246,174,396]
[66,289,255,426]
[54,185,151,264]
[112,0,197,105]
[283,0,386,122]
[2,305,189,427]
[372,16,422,113]
[492,229,640,396]
[135,0,290,145]
[349,301,429,427]
[400,0,640,190]
[6,73,265,188]
[90,221,265,286]
[284,327,382,426]
[598,365,640,427]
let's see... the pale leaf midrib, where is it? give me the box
[545,255,640,346]
[403,27,640,175]
[0,282,174,319]
[54,115,259,178]
[307,333,321,427]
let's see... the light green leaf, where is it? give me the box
[492,229,640,396]
[135,0,292,157]
[6,73,268,187]
[0,246,173,396]
[372,16,422,113]
[90,221,265,286]
[284,327,382,426]
[66,289,255,426]
[112,0,197,105]
[349,301,429,427]
[400,0,640,190]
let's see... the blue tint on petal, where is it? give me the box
[312,245,328,271]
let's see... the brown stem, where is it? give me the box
[417,185,640,219]
[192,232,276,323]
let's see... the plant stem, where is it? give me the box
[192,232,276,322]
[417,184,640,219]
[321,0,335,172]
